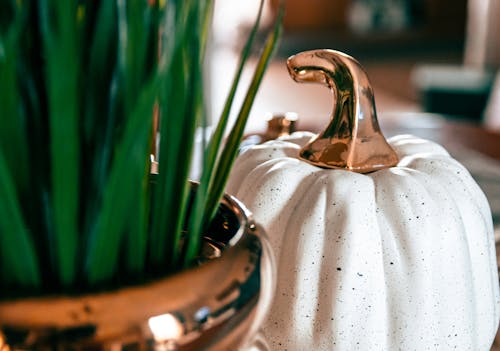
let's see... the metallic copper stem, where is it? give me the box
[287,49,398,173]
[265,112,298,140]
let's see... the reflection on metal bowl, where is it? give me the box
[0,189,275,351]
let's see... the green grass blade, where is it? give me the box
[202,0,264,175]
[125,164,150,277]
[0,15,30,195]
[39,0,80,287]
[202,3,284,233]
[0,0,282,291]
[85,76,157,286]
[83,0,117,145]
[178,53,206,266]
[183,0,266,266]
[80,1,118,245]
[123,4,160,276]
[151,55,193,268]
[172,1,210,266]
[121,0,153,112]
[84,0,162,284]
[198,0,214,59]
[149,0,201,269]
[0,149,41,288]
[0,6,38,287]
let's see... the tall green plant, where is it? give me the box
[0,0,283,295]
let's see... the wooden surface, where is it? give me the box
[297,111,500,161]
[381,113,500,161]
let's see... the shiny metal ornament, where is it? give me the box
[265,112,298,140]
[287,49,398,173]
[227,50,500,350]
[0,189,275,351]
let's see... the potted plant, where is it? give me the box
[0,0,282,350]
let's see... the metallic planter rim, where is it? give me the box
[0,188,275,351]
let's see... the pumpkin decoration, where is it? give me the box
[227,50,500,350]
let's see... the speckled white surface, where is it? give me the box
[227,132,500,351]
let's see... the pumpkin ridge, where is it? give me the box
[265,174,327,348]
[389,135,450,160]
[371,165,481,348]
[410,155,500,347]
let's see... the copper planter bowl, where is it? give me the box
[0,192,275,351]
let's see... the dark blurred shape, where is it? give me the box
[412,65,495,121]
[269,0,467,60]
[409,0,500,123]
[270,0,349,31]
[265,112,298,140]
[239,112,298,153]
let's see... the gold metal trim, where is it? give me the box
[287,49,398,173]
[264,112,298,140]
[0,186,275,351]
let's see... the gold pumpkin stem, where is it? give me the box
[287,49,398,173]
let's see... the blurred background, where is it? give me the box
[208,0,500,219]
[209,0,500,133]
[207,0,500,219]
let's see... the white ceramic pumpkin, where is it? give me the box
[227,50,500,350]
